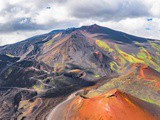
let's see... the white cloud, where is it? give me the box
[0,1,7,11]
[0,29,52,46]
[62,0,152,20]
[78,17,160,39]
[0,0,160,46]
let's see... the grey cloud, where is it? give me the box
[0,0,159,46]
[0,17,79,33]
[0,0,79,33]
[54,0,68,3]
[65,0,150,21]
[0,18,43,32]
[0,0,153,33]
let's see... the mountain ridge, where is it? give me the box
[0,24,159,120]
[0,24,156,48]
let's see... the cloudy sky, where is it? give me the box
[0,0,160,46]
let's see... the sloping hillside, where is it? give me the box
[0,24,159,120]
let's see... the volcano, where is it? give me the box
[0,24,159,120]
[65,89,160,120]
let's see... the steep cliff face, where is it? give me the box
[0,24,159,120]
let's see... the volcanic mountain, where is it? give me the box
[0,24,159,120]
[65,89,160,120]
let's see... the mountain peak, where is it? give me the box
[90,24,100,27]
[79,24,116,34]
[80,24,101,29]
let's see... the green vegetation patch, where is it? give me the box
[110,61,118,71]
[137,47,160,72]
[46,39,54,46]
[96,40,113,52]
[33,84,45,93]
[94,74,100,78]
[116,46,144,64]
[96,76,160,106]
[150,42,160,51]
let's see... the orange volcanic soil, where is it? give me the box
[66,89,159,120]
[133,63,160,80]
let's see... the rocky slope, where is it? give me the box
[0,24,159,120]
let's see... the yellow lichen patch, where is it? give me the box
[120,51,144,63]
[96,40,113,52]
[150,42,160,51]
[46,33,61,46]
[46,39,54,46]
[137,47,160,71]
[54,62,65,75]
[110,61,119,71]
[18,98,42,118]
[94,74,100,78]
[33,84,44,93]
[6,54,14,58]
[115,46,144,64]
